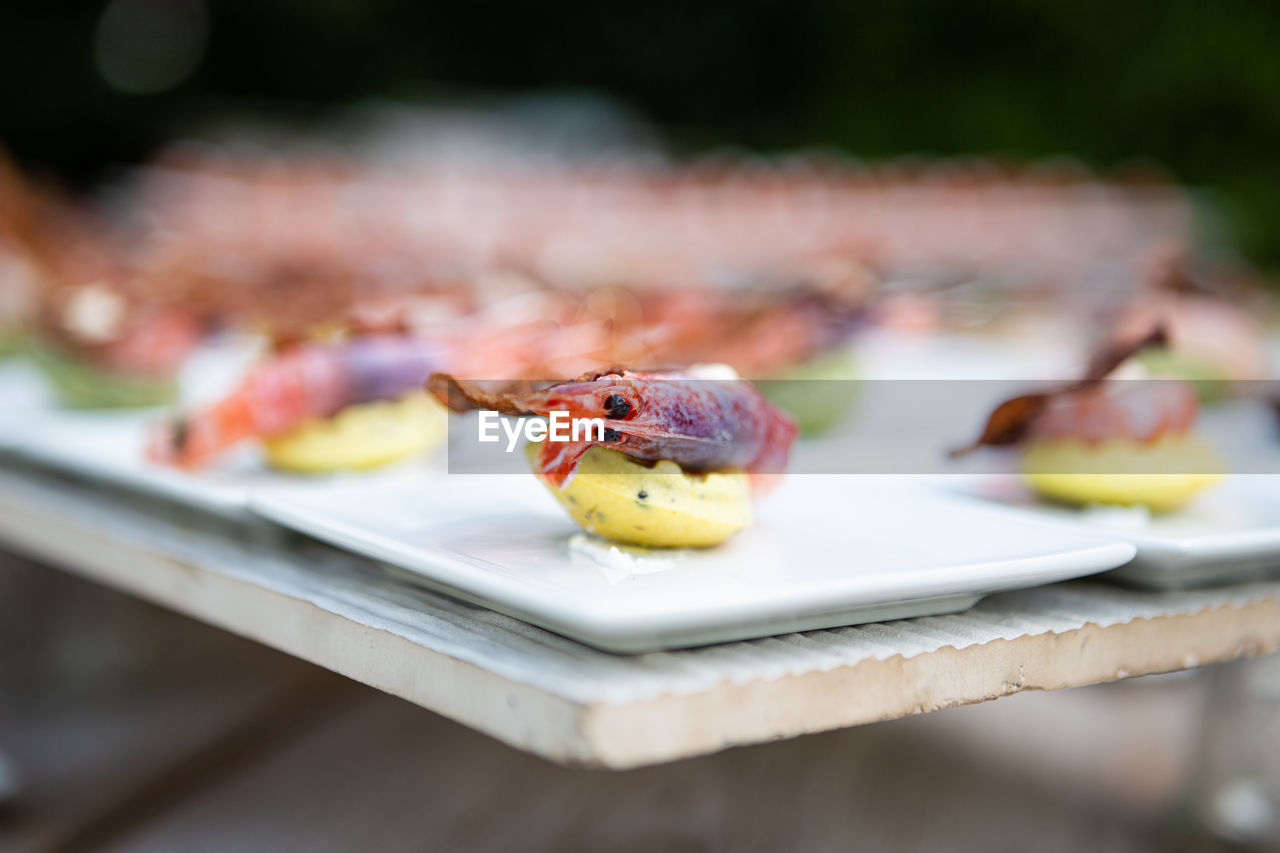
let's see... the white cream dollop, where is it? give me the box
[683,362,741,381]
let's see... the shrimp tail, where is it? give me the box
[147,393,257,469]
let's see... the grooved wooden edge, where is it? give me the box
[580,598,1280,767]
[2,481,1279,769]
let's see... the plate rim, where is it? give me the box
[249,486,1137,642]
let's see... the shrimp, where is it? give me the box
[151,334,448,468]
[1029,381,1198,445]
[147,288,668,469]
[429,367,798,488]
[952,325,1200,455]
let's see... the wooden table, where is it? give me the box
[2,462,1279,769]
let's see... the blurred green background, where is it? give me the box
[1,0,1277,265]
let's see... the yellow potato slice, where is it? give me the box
[526,442,751,548]
[1020,435,1224,512]
[264,391,447,474]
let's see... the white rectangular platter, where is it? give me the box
[12,407,262,519]
[0,340,262,517]
[10,406,443,522]
[251,474,1136,652]
[0,360,55,449]
[2,339,441,520]
[953,474,1280,590]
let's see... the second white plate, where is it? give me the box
[951,475,1280,590]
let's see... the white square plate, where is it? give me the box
[951,474,1280,590]
[1,339,261,516]
[251,474,1136,651]
[12,408,263,519]
[11,407,442,521]
[0,360,55,449]
[942,398,1280,590]
[2,338,439,520]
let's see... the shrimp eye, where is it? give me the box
[604,394,630,419]
[602,428,622,442]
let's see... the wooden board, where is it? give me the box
[1,462,1279,769]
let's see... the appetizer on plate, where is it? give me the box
[0,158,203,406]
[430,366,797,548]
[150,333,450,473]
[29,283,203,409]
[954,328,1223,512]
